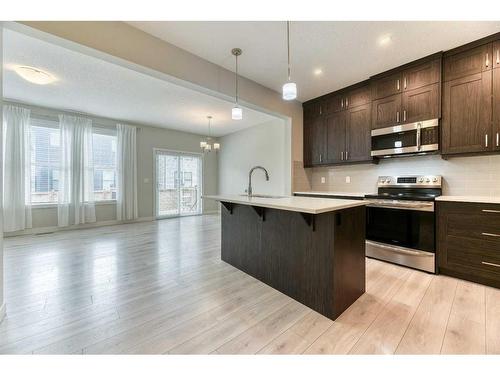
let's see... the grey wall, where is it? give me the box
[218,119,290,196]
[4,101,219,232]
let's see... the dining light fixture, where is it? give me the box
[282,21,297,101]
[15,66,56,85]
[231,48,243,120]
[200,116,220,152]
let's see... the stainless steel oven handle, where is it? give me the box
[366,202,434,212]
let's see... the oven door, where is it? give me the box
[366,205,435,252]
[371,119,439,157]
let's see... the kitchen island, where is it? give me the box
[204,195,368,320]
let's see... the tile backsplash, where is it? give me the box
[307,154,500,196]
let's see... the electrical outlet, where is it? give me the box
[321,177,326,184]
[345,176,351,184]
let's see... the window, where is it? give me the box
[92,132,117,201]
[31,121,60,204]
[29,118,118,204]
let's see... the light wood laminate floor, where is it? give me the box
[1,214,499,354]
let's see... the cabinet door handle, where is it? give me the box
[404,77,407,89]
[482,232,500,238]
[403,110,407,122]
[346,97,349,108]
[486,53,490,67]
[319,105,322,115]
[319,154,322,163]
[483,209,500,214]
[396,79,400,91]
[340,151,344,161]
[497,133,499,147]
[341,98,344,108]
[346,151,349,160]
[482,261,500,268]
[485,134,489,148]
[396,111,400,123]
[497,49,500,65]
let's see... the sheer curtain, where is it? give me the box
[2,105,32,232]
[57,114,96,227]
[116,124,138,221]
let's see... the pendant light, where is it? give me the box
[282,21,297,101]
[231,48,243,120]
[200,116,220,152]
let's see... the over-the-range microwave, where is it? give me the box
[371,119,439,158]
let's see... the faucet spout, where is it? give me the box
[247,166,270,196]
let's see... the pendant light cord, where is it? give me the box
[235,54,239,105]
[287,21,291,82]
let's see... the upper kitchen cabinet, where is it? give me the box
[302,81,373,167]
[495,40,500,69]
[370,53,442,130]
[442,33,500,157]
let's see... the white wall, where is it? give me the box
[218,119,290,196]
[308,154,500,197]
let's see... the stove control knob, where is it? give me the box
[426,178,430,183]
[419,178,424,183]
[380,179,386,183]
[386,179,391,184]
[432,177,438,182]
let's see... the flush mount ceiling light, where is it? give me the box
[282,21,297,101]
[313,68,323,76]
[231,48,243,120]
[200,116,220,152]
[14,66,56,85]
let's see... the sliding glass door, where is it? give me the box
[155,150,203,218]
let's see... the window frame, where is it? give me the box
[91,127,118,203]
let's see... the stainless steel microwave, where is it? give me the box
[371,119,439,158]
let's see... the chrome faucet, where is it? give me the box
[247,166,269,196]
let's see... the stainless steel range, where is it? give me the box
[364,175,442,273]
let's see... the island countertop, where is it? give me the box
[203,194,368,214]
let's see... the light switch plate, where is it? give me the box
[321,177,326,184]
[345,176,351,184]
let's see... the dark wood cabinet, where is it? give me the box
[494,68,500,150]
[371,93,401,129]
[303,82,372,167]
[371,72,402,100]
[437,201,500,288]
[444,44,492,82]
[494,40,500,69]
[402,83,440,124]
[345,103,371,162]
[371,55,442,130]
[326,112,346,163]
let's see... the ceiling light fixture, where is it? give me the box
[378,34,393,47]
[282,21,297,101]
[200,116,220,152]
[231,48,243,120]
[14,66,56,85]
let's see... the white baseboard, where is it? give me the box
[4,216,154,237]
[0,302,6,324]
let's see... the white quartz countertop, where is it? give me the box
[293,191,372,198]
[436,196,500,204]
[203,195,368,214]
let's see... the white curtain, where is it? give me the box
[2,105,32,232]
[57,114,96,227]
[116,124,138,221]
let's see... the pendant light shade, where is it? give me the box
[231,106,243,120]
[282,21,297,101]
[282,82,297,101]
[231,48,243,120]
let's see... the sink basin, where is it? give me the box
[239,194,287,199]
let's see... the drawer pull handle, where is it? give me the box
[482,261,500,268]
[482,209,500,214]
[482,232,500,238]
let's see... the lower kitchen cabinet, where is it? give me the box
[437,201,500,288]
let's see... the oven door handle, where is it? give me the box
[366,202,434,212]
[366,241,434,257]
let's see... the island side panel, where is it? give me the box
[332,206,366,318]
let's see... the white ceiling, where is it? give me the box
[2,29,276,137]
[128,21,500,101]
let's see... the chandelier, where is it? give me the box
[200,115,220,152]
